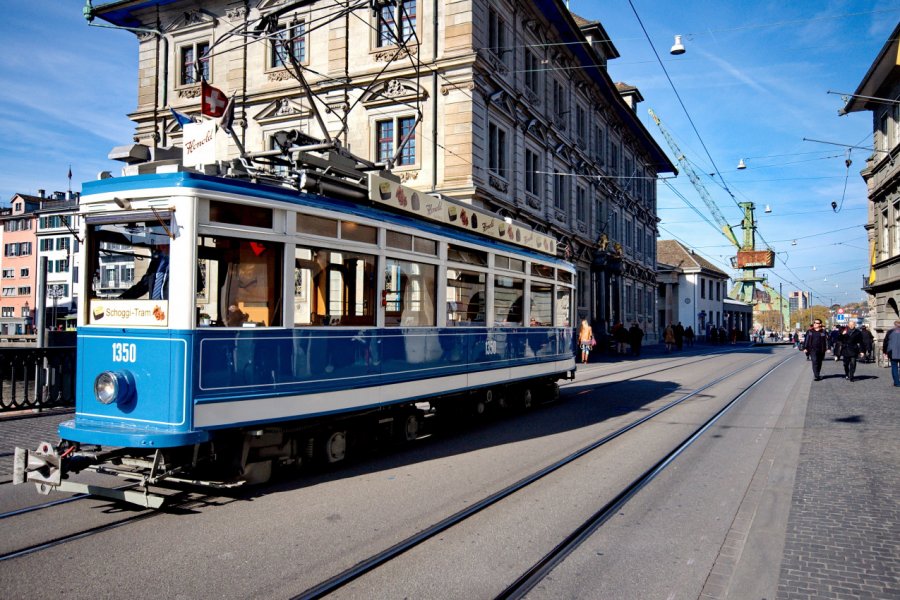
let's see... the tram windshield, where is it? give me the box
[86,217,173,326]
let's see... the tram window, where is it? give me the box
[386,231,412,251]
[530,283,553,326]
[494,276,524,326]
[195,236,283,327]
[555,288,572,328]
[210,201,273,229]
[341,221,377,244]
[387,231,438,256]
[87,219,172,308]
[531,263,554,279]
[447,244,487,266]
[446,268,485,326]
[297,214,338,238]
[557,271,572,284]
[414,237,437,255]
[496,256,524,272]
[384,258,436,327]
[294,246,376,326]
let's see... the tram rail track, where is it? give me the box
[292,350,794,599]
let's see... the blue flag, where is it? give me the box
[169,107,194,128]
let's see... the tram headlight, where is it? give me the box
[94,371,134,406]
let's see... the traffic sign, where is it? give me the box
[835,313,846,323]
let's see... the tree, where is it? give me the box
[758,310,782,331]
[792,306,830,329]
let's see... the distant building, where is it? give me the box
[788,290,810,314]
[843,22,900,358]
[0,190,81,334]
[656,240,734,340]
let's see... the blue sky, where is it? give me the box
[1,2,897,309]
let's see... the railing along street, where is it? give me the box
[0,346,76,413]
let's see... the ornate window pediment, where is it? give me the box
[254,97,310,124]
[488,89,516,118]
[165,9,217,34]
[361,79,427,108]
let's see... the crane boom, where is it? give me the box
[648,108,741,249]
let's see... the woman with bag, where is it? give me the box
[578,318,594,365]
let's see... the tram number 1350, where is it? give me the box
[112,343,137,363]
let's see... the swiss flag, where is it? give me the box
[201,80,228,118]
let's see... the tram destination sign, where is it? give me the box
[368,174,557,255]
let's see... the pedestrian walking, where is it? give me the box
[577,318,594,365]
[613,322,628,355]
[674,322,684,350]
[830,326,842,361]
[803,319,829,381]
[882,320,900,387]
[860,325,874,363]
[628,322,644,357]
[839,321,864,382]
[684,325,694,347]
[664,324,675,353]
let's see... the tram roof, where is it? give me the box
[82,171,576,269]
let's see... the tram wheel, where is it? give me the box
[320,430,348,464]
[397,412,421,442]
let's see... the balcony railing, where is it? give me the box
[0,346,76,413]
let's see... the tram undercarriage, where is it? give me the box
[14,380,562,509]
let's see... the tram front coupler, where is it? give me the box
[13,441,64,494]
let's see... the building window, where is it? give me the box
[524,50,540,95]
[268,136,290,176]
[576,104,586,144]
[180,41,210,85]
[879,112,889,152]
[625,284,633,316]
[525,148,541,197]
[56,238,70,251]
[488,8,507,64]
[625,218,633,249]
[593,125,604,164]
[576,186,586,222]
[553,173,568,211]
[1,269,13,279]
[610,142,619,175]
[700,278,706,299]
[271,20,306,68]
[610,210,618,240]
[636,225,643,255]
[637,288,644,318]
[375,116,417,166]
[377,0,416,47]
[594,197,603,236]
[17,287,31,296]
[488,122,507,177]
[552,80,567,119]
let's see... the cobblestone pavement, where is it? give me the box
[0,409,73,483]
[777,358,900,599]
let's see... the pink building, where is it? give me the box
[0,194,39,334]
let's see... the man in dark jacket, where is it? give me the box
[883,320,900,387]
[860,325,874,363]
[628,322,644,357]
[839,321,864,382]
[803,319,830,381]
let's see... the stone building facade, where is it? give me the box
[844,22,900,359]
[93,0,674,338]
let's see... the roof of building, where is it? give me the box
[570,13,597,27]
[657,240,729,277]
[842,21,900,114]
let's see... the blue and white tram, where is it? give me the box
[15,171,574,506]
